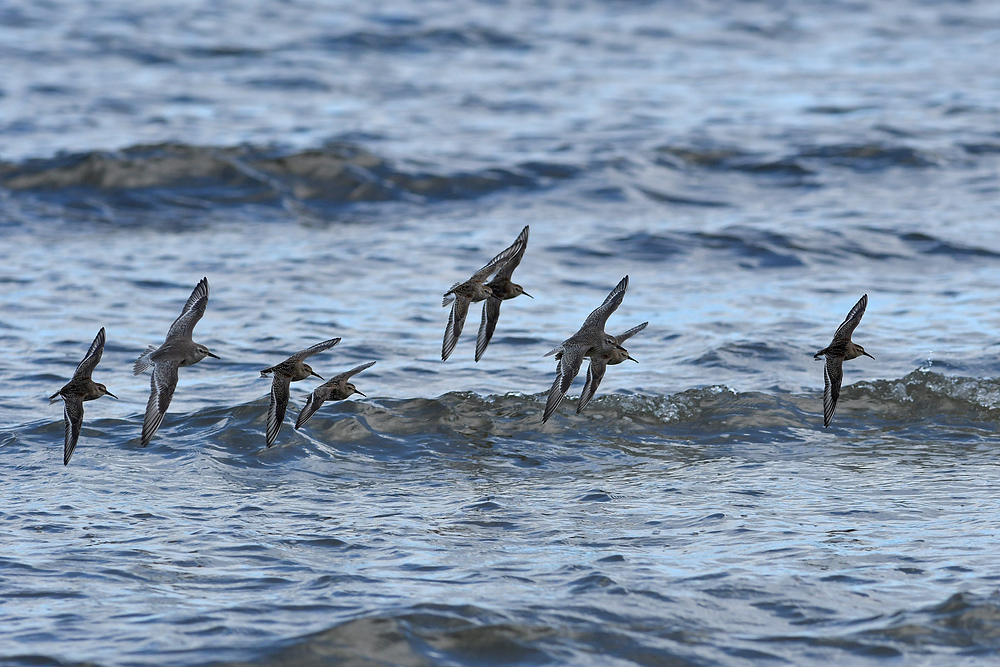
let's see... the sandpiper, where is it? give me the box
[50,327,117,465]
[814,294,874,427]
[295,361,375,430]
[542,276,636,422]
[260,338,341,447]
[575,321,648,413]
[133,277,219,447]
[442,228,530,361]
[476,225,531,362]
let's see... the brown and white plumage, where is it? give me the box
[814,294,874,427]
[542,276,635,422]
[442,229,530,361]
[50,327,117,465]
[134,277,219,447]
[576,321,647,413]
[476,225,531,362]
[260,338,341,447]
[295,361,375,430]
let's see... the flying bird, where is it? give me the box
[476,225,531,362]
[442,228,530,361]
[50,327,117,465]
[814,294,874,427]
[134,277,219,447]
[260,338,341,447]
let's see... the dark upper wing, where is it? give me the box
[292,337,341,361]
[63,398,84,466]
[475,296,502,362]
[141,362,179,447]
[75,327,106,380]
[832,294,868,344]
[470,229,531,283]
[266,374,291,447]
[542,358,567,423]
[331,361,376,384]
[582,276,629,331]
[614,321,648,345]
[294,389,326,430]
[576,358,608,413]
[823,356,843,428]
[166,277,210,342]
[442,297,470,361]
[492,225,529,283]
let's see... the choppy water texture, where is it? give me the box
[3,1,1000,665]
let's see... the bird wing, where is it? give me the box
[475,296,502,362]
[75,327,106,380]
[576,357,608,413]
[582,276,629,331]
[294,387,327,430]
[823,356,844,427]
[332,360,377,383]
[833,294,868,344]
[266,374,292,448]
[142,361,179,447]
[442,296,471,361]
[166,277,210,342]
[492,225,529,283]
[292,337,341,362]
[614,321,648,345]
[63,398,84,466]
[470,229,531,283]
[543,345,586,422]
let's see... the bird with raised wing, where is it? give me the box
[134,277,219,447]
[542,276,636,422]
[260,337,341,447]
[814,294,874,427]
[295,361,375,430]
[442,229,530,361]
[50,327,117,465]
[476,225,531,362]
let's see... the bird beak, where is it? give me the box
[524,292,534,299]
[207,351,221,359]
[627,354,638,363]
[355,390,367,397]
[863,351,875,360]
[311,371,324,380]
[106,391,119,399]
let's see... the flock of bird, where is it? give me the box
[49,225,874,465]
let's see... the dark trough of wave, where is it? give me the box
[0,142,581,215]
[7,371,999,465]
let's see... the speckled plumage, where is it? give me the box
[50,327,117,465]
[133,277,219,448]
[260,337,341,447]
[543,276,639,422]
[814,294,874,427]
[442,228,530,361]
[295,361,375,430]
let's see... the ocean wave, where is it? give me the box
[0,142,579,213]
[7,371,999,464]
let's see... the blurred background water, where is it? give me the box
[3,1,1000,665]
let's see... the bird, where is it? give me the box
[542,276,635,422]
[575,321,648,413]
[814,294,874,427]
[476,225,531,362]
[50,327,117,465]
[295,361,376,430]
[259,338,341,447]
[133,277,219,447]
[442,229,531,361]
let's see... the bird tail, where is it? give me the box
[49,391,61,404]
[133,345,157,375]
